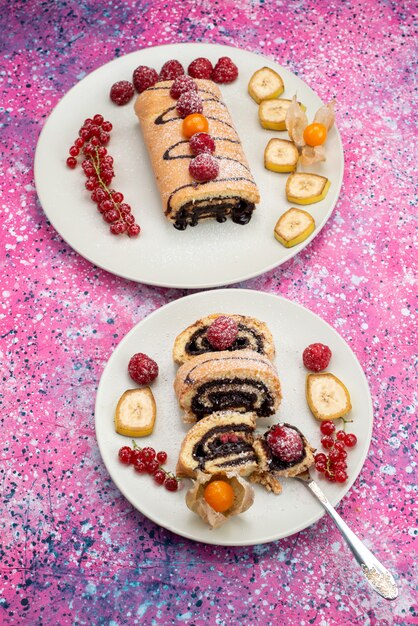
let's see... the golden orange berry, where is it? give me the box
[303,122,327,147]
[203,480,234,513]
[182,113,209,139]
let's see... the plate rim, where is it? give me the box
[94,288,373,546]
[34,42,344,289]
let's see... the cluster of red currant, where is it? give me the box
[118,442,180,492]
[314,420,357,483]
[66,114,140,237]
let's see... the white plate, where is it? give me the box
[95,289,372,546]
[35,43,344,289]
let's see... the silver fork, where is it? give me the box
[295,471,398,600]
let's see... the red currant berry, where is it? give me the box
[333,460,347,471]
[134,459,147,473]
[93,114,104,125]
[170,75,198,99]
[189,153,219,182]
[118,446,132,464]
[102,120,113,132]
[315,461,327,473]
[111,191,124,203]
[128,353,159,385]
[110,222,127,235]
[320,420,335,436]
[335,469,348,483]
[303,343,332,372]
[211,56,239,83]
[79,128,90,141]
[147,459,160,475]
[131,449,142,464]
[66,156,77,169]
[84,118,93,126]
[110,80,135,106]
[188,57,213,79]
[103,209,120,224]
[85,177,99,191]
[74,137,84,149]
[335,430,347,443]
[133,65,159,93]
[159,59,184,81]
[153,470,166,485]
[123,214,135,225]
[99,132,110,145]
[334,441,346,453]
[345,433,357,448]
[206,315,238,350]
[164,477,179,492]
[329,448,342,462]
[156,451,167,464]
[119,202,131,214]
[314,453,327,464]
[321,435,334,450]
[325,470,336,482]
[69,145,79,157]
[189,132,216,156]
[141,447,156,463]
[127,224,141,237]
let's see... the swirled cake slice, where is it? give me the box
[176,410,258,478]
[173,313,275,365]
[174,349,282,423]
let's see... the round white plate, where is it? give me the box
[95,289,372,546]
[35,43,343,289]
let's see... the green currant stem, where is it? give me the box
[338,416,354,431]
[90,150,124,222]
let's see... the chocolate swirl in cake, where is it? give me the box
[176,411,259,478]
[174,349,281,424]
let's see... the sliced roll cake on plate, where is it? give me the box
[174,349,282,423]
[172,313,276,365]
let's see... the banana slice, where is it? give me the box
[274,208,315,248]
[248,67,284,104]
[115,388,156,437]
[286,173,331,205]
[264,138,299,173]
[306,373,352,421]
[259,99,306,131]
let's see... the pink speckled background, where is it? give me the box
[1,1,417,624]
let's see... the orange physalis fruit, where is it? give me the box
[182,113,209,138]
[303,122,327,147]
[203,480,234,513]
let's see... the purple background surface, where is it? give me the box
[1,0,416,624]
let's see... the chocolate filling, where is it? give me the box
[191,377,274,419]
[263,423,307,471]
[173,198,254,230]
[185,323,264,357]
[192,424,255,470]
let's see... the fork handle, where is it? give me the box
[304,478,398,600]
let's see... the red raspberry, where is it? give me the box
[132,65,159,93]
[159,59,184,81]
[211,57,239,84]
[206,315,238,350]
[266,425,304,463]
[188,57,213,79]
[303,343,332,372]
[128,352,159,385]
[109,80,135,105]
[189,132,215,156]
[176,91,203,118]
[189,153,219,182]
[170,75,198,99]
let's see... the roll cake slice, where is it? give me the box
[174,349,282,423]
[172,313,275,365]
[252,422,315,480]
[134,79,260,229]
[176,410,259,478]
